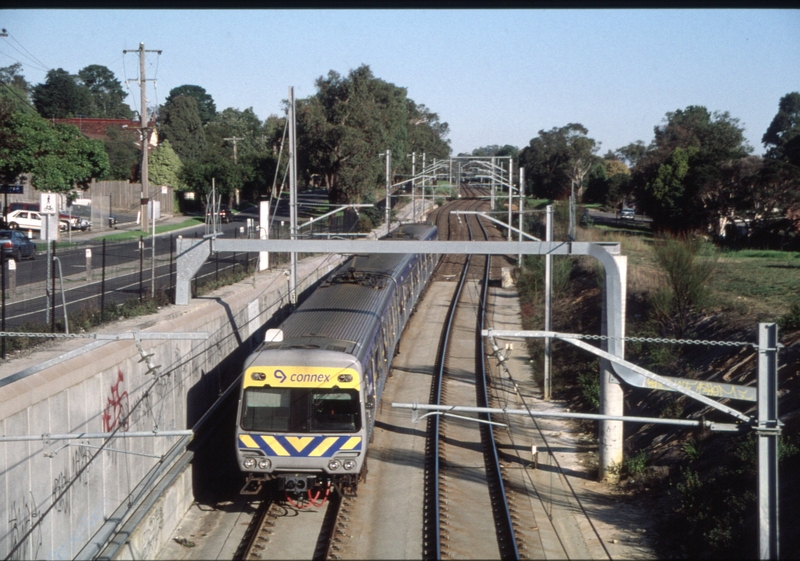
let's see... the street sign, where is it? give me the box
[0,184,23,194]
[40,193,58,215]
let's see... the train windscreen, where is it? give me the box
[241,387,361,432]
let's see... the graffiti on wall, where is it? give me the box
[7,492,42,561]
[102,369,129,433]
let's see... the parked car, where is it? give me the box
[0,230,36,261]
[206,203,232,223]
[5,209,69,232]
[7,202,78,230]
[620,207,635,220]
[70,204,117,230]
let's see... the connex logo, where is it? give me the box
[274,369,287,383]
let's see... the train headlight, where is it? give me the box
[243,458,256,469]
[343,459,357,471]
[338,374,353,383]
[257,459,271,470]
[250,372,266,381]
[328,459,341,471]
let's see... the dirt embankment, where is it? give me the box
[527,261,800,559]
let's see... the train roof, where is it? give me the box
[256,223,437,361]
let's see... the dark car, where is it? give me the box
[0,230,36,261]
[207,204,232,223]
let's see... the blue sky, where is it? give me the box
[1,9,798,156]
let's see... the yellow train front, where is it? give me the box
[235,224,438,501]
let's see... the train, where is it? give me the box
[235,223,439,502]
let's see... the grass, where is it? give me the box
[580,225,799,324]
[712,249,800,322]
[90,217,206,242]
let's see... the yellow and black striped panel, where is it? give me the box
[238,434,362,457]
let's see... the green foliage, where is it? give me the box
[681,438,705,461]
[469,144,518,159]
[32,68,93,119]
[297,65,411,205]
[518,123,600,201]
[778,300,800,331]
[158,95,207,161]
[762,91,800,167]
[649,235,715,338]
[576,371,600,411]
[165,85,217,124]
[615,140,647,169]
[0,63,32,111]
[77,64,133,119]
[148,139,184,188]
[102,126,140,181]
[0,110,109,191]
[633,105,752,232]
[624,450,648,476]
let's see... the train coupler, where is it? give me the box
[240,474,269,495]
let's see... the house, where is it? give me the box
[51,117,158,151]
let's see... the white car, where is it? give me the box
[5,209,69,231]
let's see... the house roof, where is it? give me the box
[52,118,158,149]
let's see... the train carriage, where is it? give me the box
[235,224,438,500]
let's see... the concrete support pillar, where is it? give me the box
[599,253,627,482]
[258,201,270,271]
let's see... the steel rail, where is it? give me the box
[474,217,520,559]
[423,202,472,560]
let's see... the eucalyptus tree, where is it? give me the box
[632,106,752,232]
[518,123,600,201]
[296,65,409,206]
[0,63,32,111]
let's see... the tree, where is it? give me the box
[158,96,207,161]
[102,126,140,181]
[0,110,109,192]
[633,106,752,232]
[0,63,32,111]
[296,65,410,206]
[32,68,93,119]
[615,141,647,169]
[405,100,451,170]
[164,85,216,124]
[148,139,184,188]
[0,99,25,184]
[518,123,599,200]
[584,157,632,207]
[762,92,800,167]
[77,65,133,119]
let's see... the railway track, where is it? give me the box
[154,185,619,560]
[423,198,521,559]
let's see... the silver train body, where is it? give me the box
[235,223,438,495]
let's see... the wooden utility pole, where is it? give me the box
[223,136,245,164]
[123,43,161,232]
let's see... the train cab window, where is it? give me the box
[241,388,291,431]
[312,391,359,431]
[241,387,360,433]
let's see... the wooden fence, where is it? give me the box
[2,179,174,214]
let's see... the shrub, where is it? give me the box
[624,449,648,477]
[778,300,800,331]
[650,235,716,338]
[577,371,600,411]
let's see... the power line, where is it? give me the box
[1,32,50,73]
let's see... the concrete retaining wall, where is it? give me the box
[0,254,343,560]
